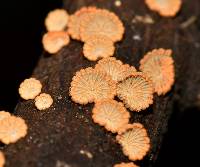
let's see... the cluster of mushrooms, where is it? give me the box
[0,78,54,166]
[54,4,173,167]
[0,0,182,166]
[18,78,53,111]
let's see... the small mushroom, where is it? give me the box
[116,123,150,161]
[145,0,182,17]
[139,48,174,95]
[95,57,136,82]
[0,116,28,144]
[83,35,115,61]
[117,72,153,111]
[92,100,130,133]
[19,78,42,100]
[35,93,53,110]
[68,7,97,40]
[80,9,124,42]
[45,9,69,31]
[70,67,116,104]
[42,31,70,54]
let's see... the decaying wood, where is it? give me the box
[2,0,200,167]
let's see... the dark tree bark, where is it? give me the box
[2,0,200,167]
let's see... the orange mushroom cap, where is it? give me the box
[42,31,70,54]
[95,57,136,82]
[116,123,150,161]
[92,99,130,133]
[19,78,42,100]
[0,116,28,144]
[117,72,153,111]
[45,9,69,31]
[114,162,139,167]
[80,9,124,42]
[139,48,174,95]
[145,0,182,17]
[70,67,116,104]
[83,35,115,61]
[68,7,97,40]
[35,93,53,111]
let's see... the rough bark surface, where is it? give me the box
[2,0,200,167]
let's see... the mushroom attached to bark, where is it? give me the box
[35,93,53,110]
[80,9,125,42]
[117,73,153,111]
[0,116,28,144]
[83,35,115,61]
[70,67,116,104]
[19,78,42,100]
[92,100,130,133]
[45,9,69,31]
[42,31,70,54]
[139,48,174,95]
[95,57,136,82]
[68,7,97,40]
[145,0,182,17]
[116,123,150,161]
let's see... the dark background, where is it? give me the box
[0,0,199,166]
